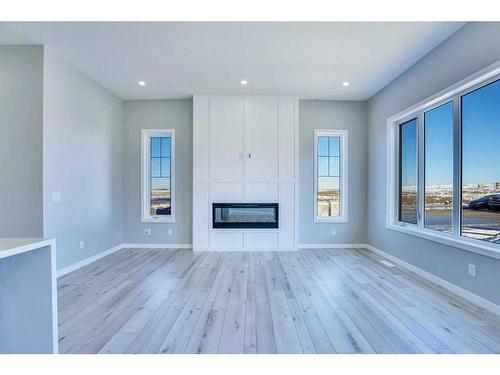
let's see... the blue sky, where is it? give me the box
[151,137,171,157]
[425,102,453,186]
[401,119,417,187]
[401,79,499,187]
[462,79,500,185]
[151,136,171,190]
[318,136,340,190]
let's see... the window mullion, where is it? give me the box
[417,112,425,228]
[452,95,462,237]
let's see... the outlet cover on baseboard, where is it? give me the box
[144,228,152,236]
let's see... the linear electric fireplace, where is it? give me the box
[212,203,279,229]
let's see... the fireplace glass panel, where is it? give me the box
[212,203,279,228]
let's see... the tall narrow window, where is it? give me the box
[314,129,348,222]
[424,102,454,233]
[142,129,175,222]
[399,119,418,224]
[461,79,500,243]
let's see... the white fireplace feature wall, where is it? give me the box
[193,95,299,251]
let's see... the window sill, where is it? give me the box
[386,222,500,260]
[142,217,175,223]
[314,217,348,224]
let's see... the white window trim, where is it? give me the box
[141,129,176,223]
[387,60,500,260]
[313,129,348,223]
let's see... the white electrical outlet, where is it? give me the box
[79,240,84,250]
[144,228,151,236]
[168,228,173,236]
[52,192,61,202]
[468,264,476,277]
[331,228,337,236]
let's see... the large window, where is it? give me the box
[388,69,500,256]
[142,129,175,222]
[314,129,348,222]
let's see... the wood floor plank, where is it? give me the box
[218,303,246,353]
[125,253,209,353]
[268,290,303,354]
[69,251,180,348]
[358,289,434,354]
[60,251,173,352]
[305,251,409,353]
[244,253,257,353]
[183,253,228,353]
[158,254,223,354]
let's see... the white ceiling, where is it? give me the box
[0,22,465,100]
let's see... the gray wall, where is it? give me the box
[367,22,500,305]
[122,100,193,245]
[43,48,123,270]
[299,100,367,245]
[0,46,43,237]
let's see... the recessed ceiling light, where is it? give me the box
[138,81,146,86]
[241,80,248,85]
[342,81,350,87]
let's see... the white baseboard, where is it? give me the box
[121,243,192,249]
[57,244,125,278]
[193,247,298,252]
[298,243,366,249]
[363,244,500,317]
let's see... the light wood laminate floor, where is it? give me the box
[57,248,500,354]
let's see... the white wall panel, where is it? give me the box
[279,98,296,180]
[244,182,278,201]
[212,231,244,249]
[245,232,278,249]
[211,97,244,180]
[193,96,210,180]
[212,182,244,202]
[193,182,210,249]
[279,182,295,249]
[245,97,278,180]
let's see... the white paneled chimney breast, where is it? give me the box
[193,95,298,251]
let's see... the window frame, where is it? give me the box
[387,61,500,260]
[313,129,348,223]
[397,117,419,226]
[422,100,454,233]
[141,129,176,223]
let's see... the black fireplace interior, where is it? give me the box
[212,203,279,229]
